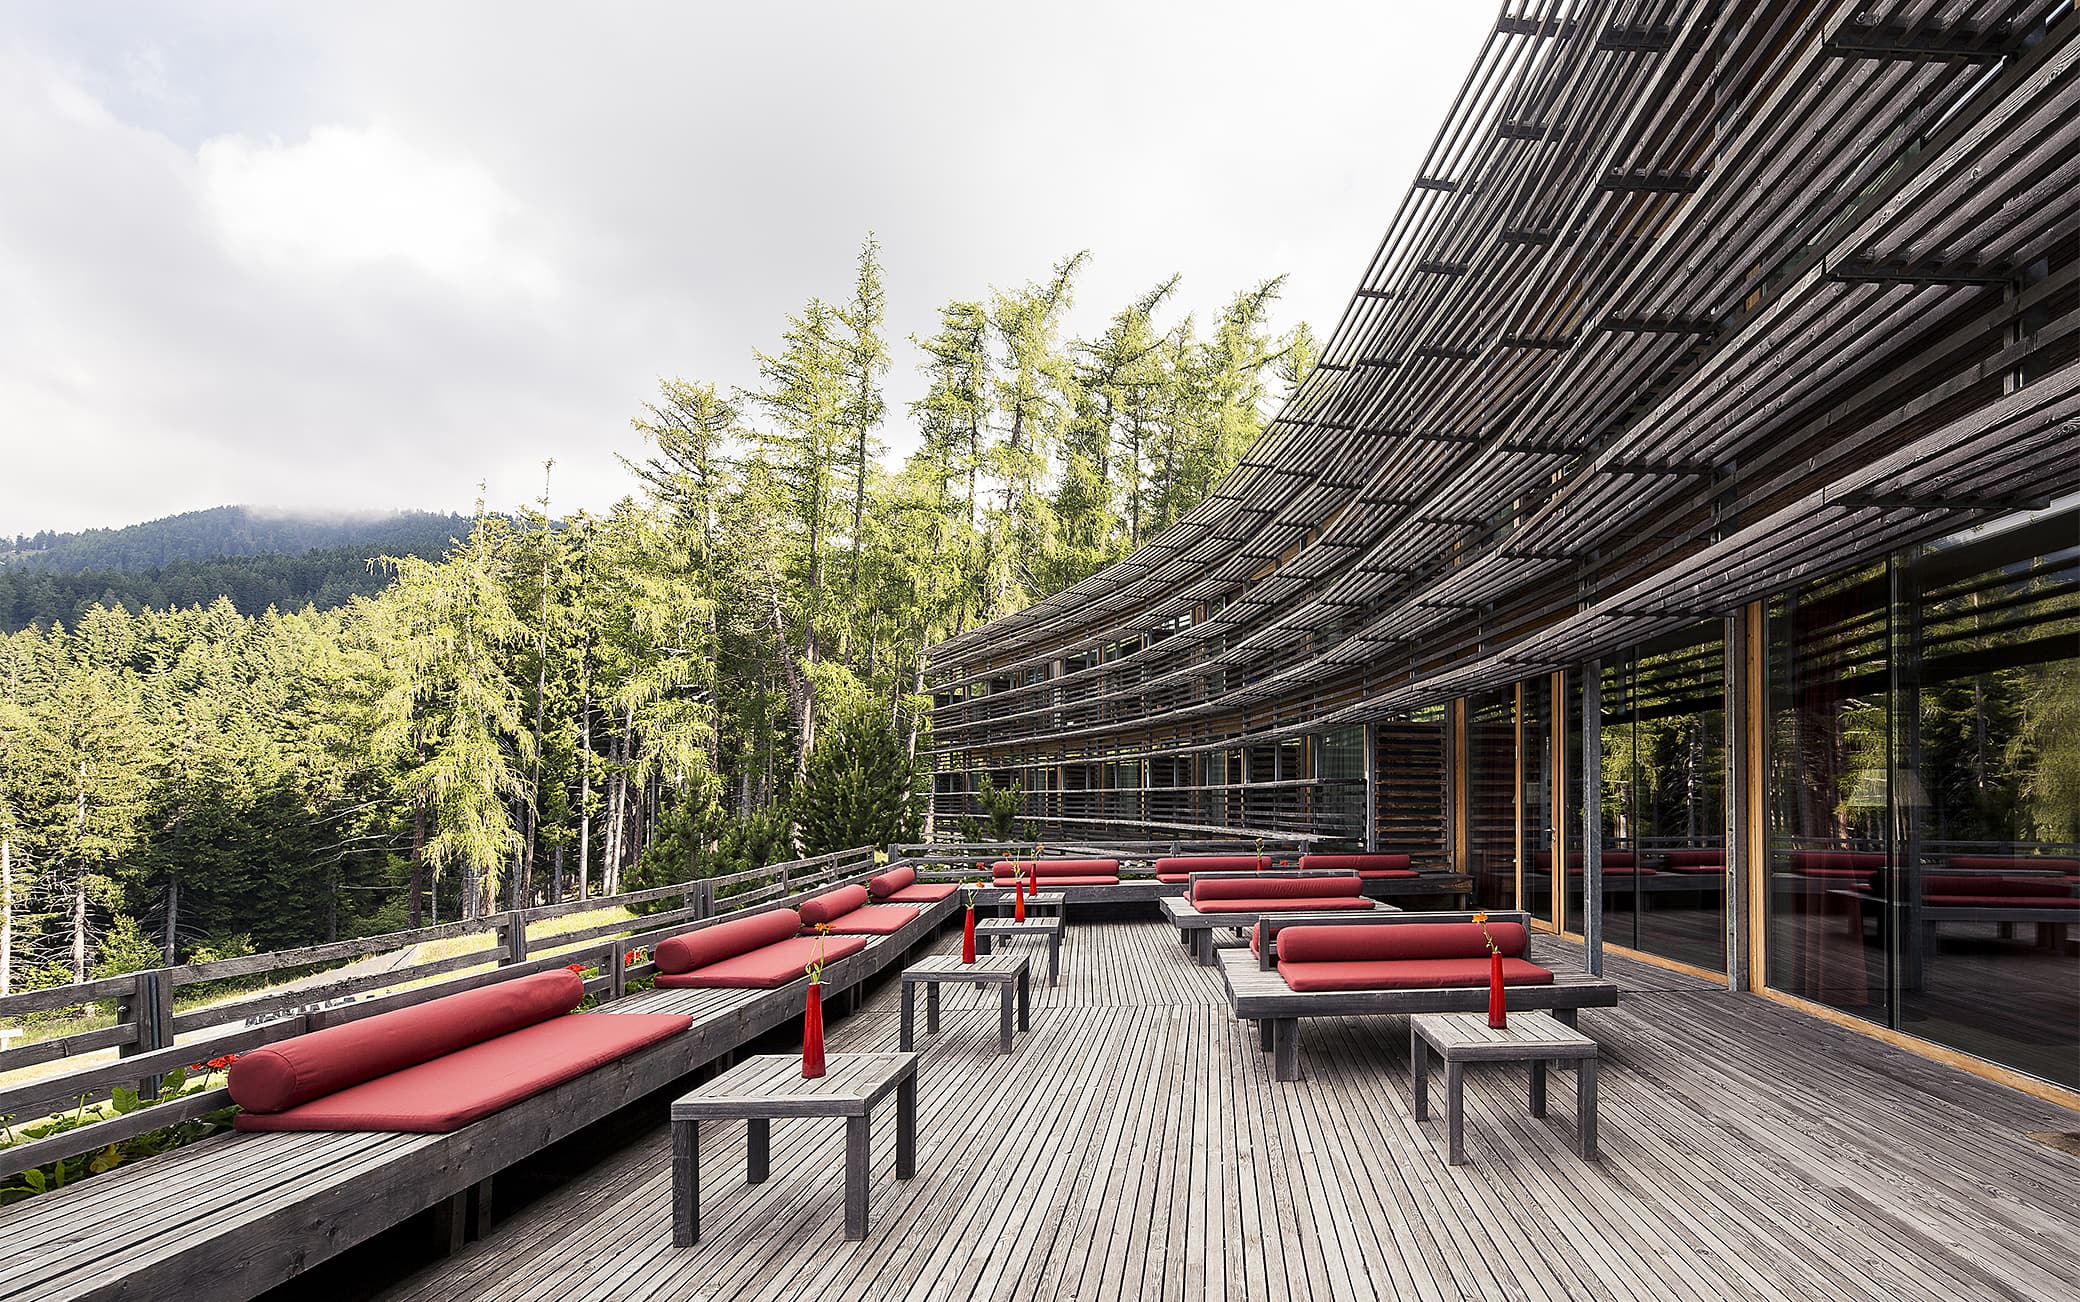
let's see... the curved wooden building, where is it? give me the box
[929,0,2080,1095]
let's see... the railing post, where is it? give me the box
[605,943,626,1002]
[499,912,529,966]
[779,859,790,896]
[118,970,173,1099]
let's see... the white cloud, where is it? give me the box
[198,124,559,298]
[0,3,1497,536]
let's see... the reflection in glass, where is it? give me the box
[1895,512,2078,1089]
[1467,690,1517,908]
[1522,678,1556,924]
[1767,563,1891,1021]
[1766,508,2078,1090]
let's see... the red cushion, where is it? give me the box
[798,885,870,927]
[1153,855,1271,882]
[866,866,916,898]
[1945,856,2080,876]
[228,970,580,1114]
[233,1012,691,1132]
[991,873,1118,886]
[1790,850,1886,871]
[1662,850,1724,870]
[820,903,921,934]
[1278,956,1555,993]
[1924,894,2078,909]
[1198,897,1377,913]
[887,882,961,902]
[1298,853,1411,876]
[992,858,1119,881]
[1194,875,1363,904]
[655,909,802,975]
[1791,867,1877,882]
[1277,921,1528,963]
[1249,924,1261,955]
[654,935,868,988]
[1923,875,2071,898]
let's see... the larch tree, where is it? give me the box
[376,510,534,920]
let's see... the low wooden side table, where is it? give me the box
[900,953,1031,1054]
[671,1052,919,1245]
[975,915,1065,986]
[1410,1011,1598,1165]
[995,889,1066,918]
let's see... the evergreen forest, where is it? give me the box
[0,240,1314,994]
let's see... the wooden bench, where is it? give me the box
[1216,922,1620,1083]
[1160,878,1399,966]
[0,892,959,1301]
[1251,909,1522,969]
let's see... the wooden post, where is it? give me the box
[1550,670,1567,931]
[1582,660,1604,976]
[1448,698,1469,876]
[1725,609,1753,992]
[1363,722,1379,852]
[1513,681,1525,912]
[119,969,172,1099]
[1743,601,1770,991]
[499,912,528,967]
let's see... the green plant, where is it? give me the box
[970,776,1023,841]
[0,1061,241,1206]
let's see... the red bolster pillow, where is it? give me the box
[1791,850,1886,871]
[1663,850,1724,868]
[1194,875,1362,903]
[1298,853,1411,873]
[1277,921,1527,964]
[798,885,870,926]
[867,866,916,898]
[229,969,581,1114]
[656,909,803,974]
[1924,874,2070,898]
[1945,856,2080,876]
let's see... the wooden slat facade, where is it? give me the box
[924,0,2080,836]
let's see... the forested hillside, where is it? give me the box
[0,510,472,633]
[0,240,1311,994]
[4,506,470,573]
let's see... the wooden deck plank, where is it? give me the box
[368,920,2080,1302]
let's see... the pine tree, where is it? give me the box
[375,509,534,920]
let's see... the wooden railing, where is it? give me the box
[0,845,880,1176]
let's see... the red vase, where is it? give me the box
[962,907,977,963]
[803,983,826,1078]
[1487,951,1507,1029]
[1015,879,1027,922]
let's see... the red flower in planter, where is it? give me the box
[565,963,588,975]
[624,949,645,966]
[206,1055,238,1071]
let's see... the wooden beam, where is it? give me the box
[1599,168,1703,193]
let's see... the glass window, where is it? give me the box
[1319,726,1368,846]
[1766,506,2079,1090]
[1767,562,1891,1022]
[1376,706,1449,872]
[1467,689,1517,908]
[1522,677,1556,925]
[1895,511,2078,1089]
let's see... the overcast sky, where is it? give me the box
[0,2,1494,537]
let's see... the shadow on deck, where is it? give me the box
[333,919,2077,1302]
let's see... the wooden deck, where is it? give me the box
[359,919,2080,1302]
